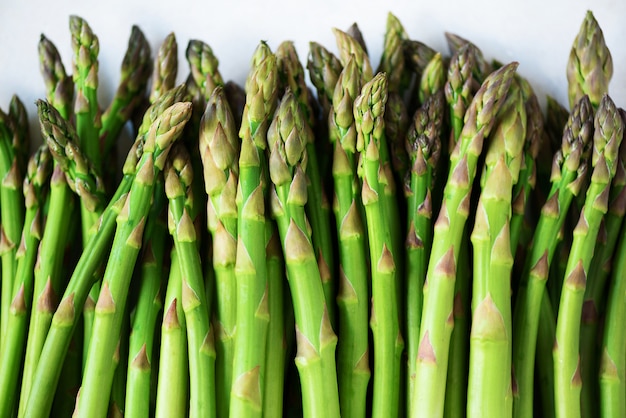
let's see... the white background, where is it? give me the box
[0,0,624,143]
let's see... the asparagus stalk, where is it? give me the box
[385,92,410,184]
[353,72,403,418]
[124,178,167,418]
[277,40,336,327]
[333,28,373,83]
[101,25,152,157]
[377,12,410,94]
[444,32,493,84]
[263,226,286,418]
[467,79,527,418]
[346,22,368,54]
[566,11,613,110]
[70,15,102,174]
[599,216,626,417]
[38,34,74,120]
[230,42,278,418]
[405,91,444,417]
[269,90,340,418]
[445,44,476,142]
[8,95,31,177]
[73,102,191,418]
[511,95,594,418]
[18,44,74,412]
[186,39,224,102]
[155,250,189,418]
[166,143,216,418]
[412,62,518,418]
[199,86,239,418]
[149,33,178,103]
[307,42,342,121]
[554,94,624,418]
[0,108,25,350]
[580,109,626,417]
[329,56,370,418]
[418,53,445,105]
[0,146,51,417]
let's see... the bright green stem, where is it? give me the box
[599,226,626,417]
[155,250,189,418]
[22,178,131,418]
[263,226,286,418]
[443,232,470,418]
[333,140,370,418]
[124,187,167,418]
[18,166,74,417]
[536,295,557,418]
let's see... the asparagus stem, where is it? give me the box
[101,25,152,157]
[269,90,340,418]
[412,62,517,418]
[599,215,626,417]
[0,109,25,351]
[354,73,403,418]
[445,44,476,143]
[307,42,342,121]
[554,94,624,418]
[444,32,493,84]
[0,146,51,417]
[186,39,224,103]
[74,102,192,418]
[155,250,189,418]
[566,11,613,110]
[263,226,287,418]
[333,28,373,83]
[124,179,167,418]
[166,144,216,418]
[70,15,102,174]
[277,40,337,328]
[377,12,410,94]
[418,53,445,105]
[405,91,444,417]
[230,42,278,418]
[199,86,239,418]
[38,34,74,120]
[511,95,594,418]
[467,79,527,418]
[149,33,178,103]
[329,56,370,418]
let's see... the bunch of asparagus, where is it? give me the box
[0,9,624,418]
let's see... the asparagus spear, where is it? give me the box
[199,86,239,418]
[0,146,51,417]
[333,28,373,83]
[328,56,370,418]
[0,108,25,350]
[378,12,410,94]
[101,25,152,158]
[124,175,167,418]
[18,44,75,414]
[224,80,246,128]
[445,44,476,142]
[405,91,444,417]
[155,250,189,418]
[277,40,336,327]
[230,42,278,418]
[307,42,342,121]
[269,90,340,418]
[566,11,613,110]
[418,53,445,105]
[553,94,624,418]
[353,72,403,418]
[8,95,31,177]
[166,143,216,418]
[70,15,102,174]
[346,22,368,54]
[149,33,178,103]
[186,39,224,102]
[580,109,626,417]
[467,79,527,418]
[262,225,287,418]
[412,62,518,418]
[511,95,594,418]
[444,32,493,83]
[403,39,437,83]
[599,216,626,417]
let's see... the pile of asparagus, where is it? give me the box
[0,9,623,418]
